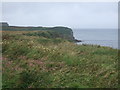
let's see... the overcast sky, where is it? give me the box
[2,2,118,29]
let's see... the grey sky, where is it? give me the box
[2,2,118,29]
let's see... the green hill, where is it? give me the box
[1,23,78,42]
[2,30,118,88]
[1,22,118,88]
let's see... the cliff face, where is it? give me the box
[2,24,76,41]
[47,27,75,41]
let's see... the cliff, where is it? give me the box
[1,22,81,42]
[0,22,9,27]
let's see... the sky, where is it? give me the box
[2,2,118,29]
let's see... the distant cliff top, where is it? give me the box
[1,22,81,42]
[0,22,9,27]
[1,23,77,41]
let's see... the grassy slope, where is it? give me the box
[2,31,118,88]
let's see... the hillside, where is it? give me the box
[1,23,118,88]
[2,30,118,88]
[1,22,79,42]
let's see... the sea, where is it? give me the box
[73,29,118,49]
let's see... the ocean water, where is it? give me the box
[73,29,118,49]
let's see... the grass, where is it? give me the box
[2,30,118,88]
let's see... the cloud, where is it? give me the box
[2,2,118,29]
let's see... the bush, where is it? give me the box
[18,69,37,88]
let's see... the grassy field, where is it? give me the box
[2,30,118,88]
